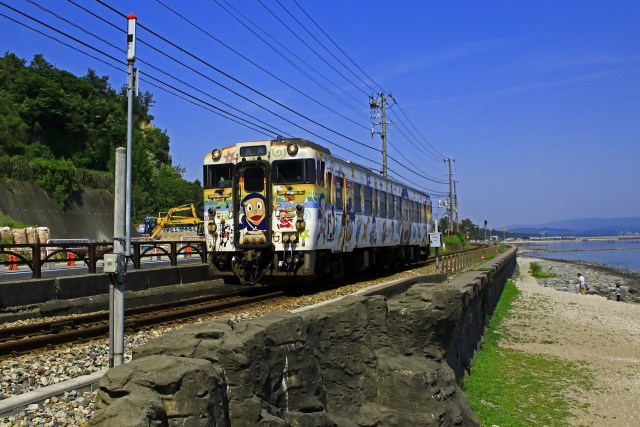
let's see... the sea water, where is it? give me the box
[520,239,640,273]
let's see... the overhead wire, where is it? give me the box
[291,0,384,94]
[0,3,284,137]
[93,0,381,155]
[18,0,288,138]
[393,103,447,160]
[287,0,451,168]
[8,1,452,194]
[153,0,369,132]
[12,0,383,168]
[386,143,448,184]
[269,0,373,97]
[212,0,367,120]
[256,0,367,104]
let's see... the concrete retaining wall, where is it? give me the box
[90,247,517,426]
[0,264,213,313]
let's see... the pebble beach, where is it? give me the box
[513,254,640,426]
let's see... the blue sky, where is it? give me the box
[1,0,639,228]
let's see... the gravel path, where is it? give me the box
[512,256,640,426]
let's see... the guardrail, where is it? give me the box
[0,240,207,279]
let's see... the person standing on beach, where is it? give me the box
[577,273,586,294]
[615,284,622,302]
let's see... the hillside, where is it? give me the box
[0,179,114,241]
[508,217,640,237]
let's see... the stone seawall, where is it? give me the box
[90,248,517,426]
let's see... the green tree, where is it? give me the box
[0,52,202,213]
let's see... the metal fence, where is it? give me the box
[0,240,207,279]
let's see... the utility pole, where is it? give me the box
[444,159,454,235]
[109,13,136,368]
[453,179,459,233]
[369,92,394,177]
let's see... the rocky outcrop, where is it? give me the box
[91,249,516,426]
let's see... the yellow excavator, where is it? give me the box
[141,204,203,239]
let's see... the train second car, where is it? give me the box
[202,137,433,284]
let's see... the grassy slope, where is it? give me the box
[463,279,592,426]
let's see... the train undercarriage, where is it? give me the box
[209,245,428,285]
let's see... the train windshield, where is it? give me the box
[271,159,316,184]
[203,164,233,188]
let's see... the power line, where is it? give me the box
[212,0,366,119]
[94,0,379,155]
[271,0,374,95]
[256,0,367,101]
[16,0,290,138]
[291,0,384,94]
[153,0,369,132]
[0,6,283,138]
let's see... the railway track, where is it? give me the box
[0,287,284,357]
[0,244,490,358]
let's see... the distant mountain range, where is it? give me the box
[507,217,640,237]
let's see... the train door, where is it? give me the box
[233,161,271,249]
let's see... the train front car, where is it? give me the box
[203,137,433,285]
[203,138,324,284]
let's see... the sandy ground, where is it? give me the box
[511,257,640,426]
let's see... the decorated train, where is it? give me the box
[202,137,433,284]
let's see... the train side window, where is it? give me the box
[335,176,343,211]
[394,195,401,219]
[388,194,394,219]
[373,189,378,216]
[203,164,233,188]
[364,185,372,215]
[379,192,387,218]
[354,183,362,214]
[317,160,325,185]
[327,172,333,204]
[305,159,316,184]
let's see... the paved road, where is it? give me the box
[0,257,203,282]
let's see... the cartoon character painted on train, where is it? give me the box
[327,206,335,241]
[277,206,296,230]
[344,197,356,243]
[238,192,268,231]
[316,193,327,244]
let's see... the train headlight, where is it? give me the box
[282,234,290,243]
[211,149,222,161]
[290,234,297,243]
[295,219,306,231]
[286,143,298,156]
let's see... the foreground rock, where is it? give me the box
[91,292,477,426]
[89,249,515,426]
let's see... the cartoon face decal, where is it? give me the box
[238,192,268,231]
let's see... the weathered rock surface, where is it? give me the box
[90,249,516,426]
[90,290,476,426]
